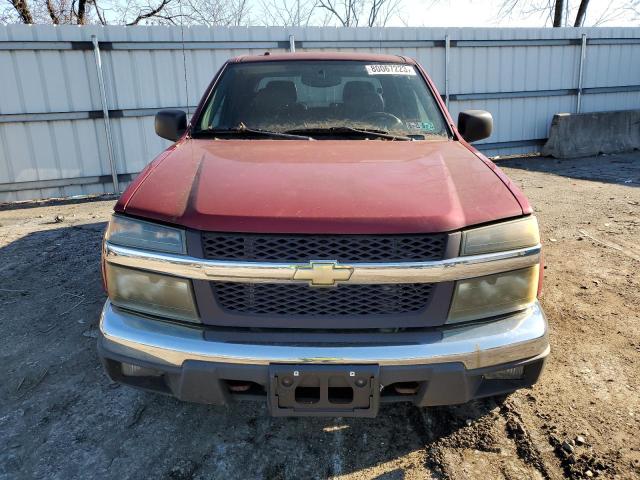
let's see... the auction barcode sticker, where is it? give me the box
[365,64,416,75]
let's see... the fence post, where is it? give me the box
[445,33,450,108]
[91,35,119,194]
[576,33,587,114]
[289,34,296,52]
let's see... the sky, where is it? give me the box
[395,0,640,28]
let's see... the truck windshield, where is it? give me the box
[195,61,450,140]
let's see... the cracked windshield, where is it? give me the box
[196,61,450,140]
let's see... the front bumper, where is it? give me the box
[98,300,549,413]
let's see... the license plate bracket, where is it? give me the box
[269,364,380,417]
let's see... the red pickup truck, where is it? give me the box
[98,52,547,417]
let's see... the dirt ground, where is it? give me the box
[1,152,639,480]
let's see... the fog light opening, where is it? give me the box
[121,362,162,377]
[226,380,252,393]
[484,366,525,380]
[224,381,266,396]
[393,382,421,395]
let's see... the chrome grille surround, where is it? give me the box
[103,242,541,285]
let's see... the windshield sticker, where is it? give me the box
[406,121,436,132]
[365,64,416,76]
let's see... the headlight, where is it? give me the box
[105,215,186,254]
[447,266,539,324]
[461,216,539,256]
[105,264,199,323]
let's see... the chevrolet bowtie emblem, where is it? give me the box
[293,261,354,287]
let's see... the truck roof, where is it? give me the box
[229,51,415,64]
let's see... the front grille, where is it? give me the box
[212,283,434,316]
[201,233,447,262]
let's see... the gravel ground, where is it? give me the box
[0,152,639,480]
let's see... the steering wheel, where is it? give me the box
[359,112,403,130]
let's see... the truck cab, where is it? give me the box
[98,52,547,417]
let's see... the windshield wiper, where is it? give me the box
[193,123,312,140]
[284,126,412,141]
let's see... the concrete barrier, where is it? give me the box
[542,110,640,159]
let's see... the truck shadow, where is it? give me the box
[0,222,510,479]
[497,152,639,188]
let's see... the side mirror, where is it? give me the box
[155,109,187,141]
[457,110,493,143]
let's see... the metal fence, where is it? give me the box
[1,25,639,201]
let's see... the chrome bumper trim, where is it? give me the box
[98,300,549,370]
[104,242,541,285]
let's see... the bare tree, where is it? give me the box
[591,0,639,25]
[497,0,573,27]
[552,0,564,26]
[108,0,184,25]
[316,0,360,26]
[498,0,637,27]
[8,0,33,22]
[4,0,184,24]
[45,0,59,22]
[498,0,560,27]
[368,0,403,26]
[232,0,251,25]
[317,0,403,27]
[176,0,251,26]
[126,0,172,25]
[573,0,589,26]
[259,0,316,26]
[77,0,88,23]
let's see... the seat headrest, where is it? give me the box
[342,81,384,114]
[343,81,377,102]
[261,80,298,104]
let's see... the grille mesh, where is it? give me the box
[212,283,434,316]
[201,233,447,262]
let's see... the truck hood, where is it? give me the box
[117,139,525,234]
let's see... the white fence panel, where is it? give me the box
[1,25,639,201]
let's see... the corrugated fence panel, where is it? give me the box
[1,25,639,201]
